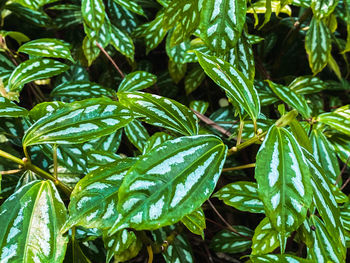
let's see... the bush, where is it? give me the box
[0,0,349,262]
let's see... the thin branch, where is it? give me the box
[227,131,267,156]
[147,246,153,263]
[95,42,125,78]
[222,163,256,172]
[0,169,22,175]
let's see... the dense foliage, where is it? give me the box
[0,0,349,262]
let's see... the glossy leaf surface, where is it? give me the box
[252,217,280,255]
[317,105,350,136]
[181,207,206,238]
[118,71,156,92]
[0,97,28,117]
[81,0,105,30]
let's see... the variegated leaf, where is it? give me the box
[107,0,139,34]
[168,58,187,83]
[181,207,206,238]
[199,0,246,52]
[86,150,122,171]
[341,202,350,232]
[82,36,100,66]
[310,129,340,183]
[142,132,174,154]
[317,105,350,136]
[14,0,59,10]
[166,35,197,64]
[210,226,253,253]
[103,229,142,263]
[305,17,332,75]
[267,80,312,119]
[124,120,150,152]
[311,0,338,19]
[252,217,280,255]
[118,71,156,92]
[8,58,69,92]
[118,92,198,136]
[113,0,145,16]
[288,76,326,95]
[251,254,312,263]
[189,100,209,114]
[0,181,68,262]
[185,65,205,95]
[307,215,345,263]
[23,98,133,146]
[81,0,105,30]
[196,52,260,124]
[0,96,28,117]
[18,38,74,62]
[328,133,350,165]
[255,125,312,251]
[110,24,135,62]
[62,159,137,232]
[5,3,51,27]
[214,181,265,213]
[109,135,227,234]
[51,81,115,102]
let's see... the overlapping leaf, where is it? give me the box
[255,125,312,251]
[110,24,135,62]
[124,120,150,152]
[23,98,133,146]
[5,3,51,27]
[185,65,205,95]
[113,0,145,16]
[62,159,136,232]
[181,207,206,238]
[251,254,312,263]
[118,92,198,136]
[196,52,260,123]
[8,58,69,92]
[252,217,280,255]
[0,181,68,262]
[0,97,28,117]
[214,181,265,213]
[288,75,326,94]
[199,0,246,52]
[317,105,350,136]
[109,135,227,234]
[189,100,209,114]
[142,132,173,154]
[311,0,338,19]
[118,71,156,92]
[81,0,105,30]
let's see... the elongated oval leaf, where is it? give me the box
[185,65,205,95]
[317,105,350,136]
[288,75,326,95]
[142,132,174,154]
[118,71,157,92]
[196,52,260,123]
[110,24,135,62]
[113,0,145,16]
[62,159,136,232]
[251,254,312,263]
[118,92,198,136]
[23,98,133,146]
[311,0,338,19]
[214,181,265,213]
[8,58,69,91]
[181,207,206,238]
[255,125,312,251]
[0,96,28,117]
[18,38,74,62]
[252,217,280,255]
[81,0,105,30]
[0,181,68,262]
[109,135,227,234]
[124,120,150,152]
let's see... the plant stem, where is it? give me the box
[147,246,153,263]
[236,119,244,146]
[53,144,58,180]
[0,149,72,196]
[222,163,256,172]
[227,131,267,156]
[95,42,125,78]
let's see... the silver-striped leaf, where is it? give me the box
[213,181,265,213]
[189,100,209,115]
[251,254,312,263]
[22,98,133,146]
[210,226,253,253]
[288,75,326,95]
[51,81,115,102]
[185,65,205,95]
[18,38,74,62]
[107,0,139,34]
[317,105,350,136]
[8,58,69,92]
[118,71,156,92]
[0,181,68,262]
[328,133,350,165]
[62,159,137,232]
[199,0,246,52]
[118,92,198,136]
[0,96,28,118]
[124,119,150,152]
[181,207,206,238]
[196,52,260,124]
[267,80,312,119]
[113,0,146,16]
[109,135,227,234]
[168,58,187,83]
[14,0,59,10]
[305,17,332,75]
[311,0,338,19]
[5,3,51,27]
[255,124,312,251]
[86,150,122,171]
[142,132,174,154]
[252,217,280,255]
[81,0,105,30]
[110,24,135,62]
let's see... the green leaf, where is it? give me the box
[305,17,332,75]
[166,35,197,64]
[251,254,312,263]
[142,132,174,154]
[110,24,135,62]
[288,76,326,95]
[189,100,209,115]
[18,38,74,62]
[5,3,51,27]
[82,36,100,66]
[124,120,150,152]
[118,92,198,136]
[8,58,69,92]
[310,129,340,183]
[199,0,246,52]
[185,65,205,95]
[103,229,142,263]
[113,0,145,16]
[118,71,156,92]
[107,0,139,34]
[214,181,265,213]
[0,181,68,262]
[81,0,105,30]
[0,96,28,117]
[255,124,312,251]
[168,59,187,83]
[267,80,312,119]
[0,30,30,45]
[181,207,206,238]
[109,135,227,234]
[13,0,59,10]
[317,105,350,136]
[210,226,253,253]
[51,81,115,102]
[328,132,350,164]
[62,159,137,232]
[307,215,345,263]
[196,52,260,123]
[252,217,280,255]
[289,120,313,152]
[23,98,133,147]
[311,0,338,19]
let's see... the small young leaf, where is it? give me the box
[118,71,156,92]
[252,217,280,255]
[311,0,338,19]
[189,100,209,115]
[181,207,206,238]
[317,105,350,136]
[0,96,28,117]
[185,65,205,95]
